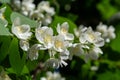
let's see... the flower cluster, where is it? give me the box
[11,18,73,68]
[12,0,55,25]
[96,22,116,43]
[0,0,116,69]
[40,71,65,80]
[73,26,104,62]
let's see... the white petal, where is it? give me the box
[19,40,29,51]
[28,44,40,60]
[45,58,59,68]
[65,33,74,40]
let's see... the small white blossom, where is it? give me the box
[30,10,44,20]
[12,17,32,40]
[28,44,41,61]
[45,57,68,68]
[84,46,103,62]
[21,0,35,16]
[29,1,55,25]
[69,43,84,60]
[79,27,104,47]
[19,40,29,51]
[53,35,69,52]
[37,1,55,16]
[40,71,65,80]
[41,14,52,26]
[0,69,11,80]
[74,25,87,38]
[35,26,54,49]
[0,7,8,27]
[57,22,74,41]
[90,66,99,71]
[12,0,21,10]
[96,23,116,43]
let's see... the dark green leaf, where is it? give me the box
[0,36,11,62]
[9,38,25,75]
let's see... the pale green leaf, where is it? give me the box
[11,12,38,28]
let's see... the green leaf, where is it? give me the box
[21,65,29,75]
[11,12,38,28]
[97,70,120,80]
[0,23,12,36]
[4,4,12,23]
[0,36,11,62]
[50,15,77,34]
[9,38,26,75]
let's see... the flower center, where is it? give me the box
[55,40,63,49]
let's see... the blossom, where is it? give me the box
[37,1,55,16]
[0,69,11,80]
[28,44,41,60]
[96,23,116,43]
[35,26,54,49]
[53,35,69,52]
[57,22,74,41]
[0,7,8,27]
[69,43,84,60]
[29,1,55,25]
[19,40,29,51]
[45,57,68,68]
[90,66,99,71]
[79,27,104,47]
[40,71,65,80]
[84,46,103,62]
[12,0,21,10]
[74,25,87,38]
[21,0,35,16]
[11,17,32,40]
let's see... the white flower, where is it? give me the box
[0,69,11,80]
[29,1,55,25]
[41,14,52,26]
[90,66,99,71]
[28,44,41,61]
[40,71,65,80]
[53,35,69,52]
[84,46,103,62]
[45,57,68,68]
[12,17,32,40]
[74,25,87,38]
[19,40,29,51]
[79,27,104,47]
[30,10,44,20]
[96,23,116,43]
[35,26,54,49]
[37,1,55,16]
[69,43,84,60]
[30,10,52,25]
[0,7,8,27]
[21,0,35,16]
[57,22,74,40]
[12,0,21,10]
